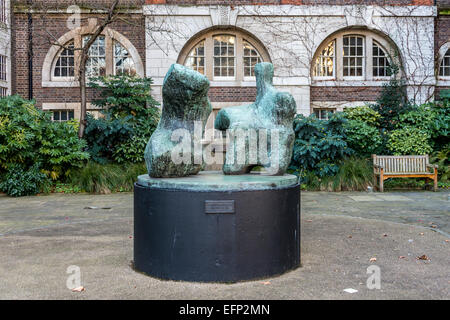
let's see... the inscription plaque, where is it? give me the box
[204,200,235,214]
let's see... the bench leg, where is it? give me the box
[379,176,384,193]
[433,171,438,192]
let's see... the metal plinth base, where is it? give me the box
[133,173,300,283]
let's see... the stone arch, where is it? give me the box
[42,23,144,85]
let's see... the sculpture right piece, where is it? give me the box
[214,62,296,175]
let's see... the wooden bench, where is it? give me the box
[372,155,438,192]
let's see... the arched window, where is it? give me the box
[54,41,75,78]
[178,29,270,83]
[44,26,144,86]
[312,30,398,81]
[439,49,450,77]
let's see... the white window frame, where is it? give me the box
[372,41,392,80]
[212,34,236,81]
[313,40,336,80]
[52,42,75,81]
[184,40,206,75]
[242,39,263,81]
[438,47,450,80]
[342,35,365,80]
[313,108,335,120]
[178,30,271,86]
[113,40,137,76]
[312,30,399,83]
[51,109,75,122]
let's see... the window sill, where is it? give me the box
[42,81,79,88]
[311,79,394,86]
[437,79,450,86]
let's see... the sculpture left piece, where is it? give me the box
[144,64,212,178]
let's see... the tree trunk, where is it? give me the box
[78,54,88,138]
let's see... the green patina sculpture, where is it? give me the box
[214,62,296,175]
[144,64,212,178]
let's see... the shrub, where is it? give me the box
[300,158,372,191]
[343,105,380,125]
[0,163,51,197]
[84,113,134,163]
[387,127,432,155]
[290,112,352,179]
[370,66,411,130]
[431,145,450,183]
[85,75,160,164]
[344,119,383,157]
[0,95,89,180]
[89,74,160,119]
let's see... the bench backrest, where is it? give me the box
[372,155,429,173]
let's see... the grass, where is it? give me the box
[301,158,373,191]
[68,162,146,194]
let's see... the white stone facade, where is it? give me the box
[144,4,437,115]
[0,0,11,96]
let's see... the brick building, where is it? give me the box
[6,0,450,122]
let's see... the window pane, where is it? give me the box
[114,41,136,76]
[343,36,364,78]
[184,40,205,75]
[213,35,235,78]
[54,41,75,78]
[372,42,391,77]
[242,40,262,77]
[440,50,450,77]
[313,41,335,77]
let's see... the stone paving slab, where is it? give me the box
[0,191,448,299]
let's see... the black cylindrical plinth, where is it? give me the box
[133,175,300,282]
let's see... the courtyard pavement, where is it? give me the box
[0,190,448,299]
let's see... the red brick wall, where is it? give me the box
[11,12,146,107]
[310,86,383,102]
[436,14,450,96]
[11,14,30,99]
[208,87,257,102]
[436,15,450,51]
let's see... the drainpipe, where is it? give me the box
[27,0,33,100]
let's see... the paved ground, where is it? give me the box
[0,191,448,299]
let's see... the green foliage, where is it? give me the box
[69,161,146,193]
[0,163,50,197]
[84,113,134,163]
[300,158,372,191]
[396,101,449,152]
[387,127,432,155]
[431,145,450,182]
[439,89,450,101]
[344,120,383,157]
[0,95,89,181]
[343,105,380,125]
[85,75,160,164]
[370,66,411,131]
[89,74,159,119]
[290,113,352,179]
